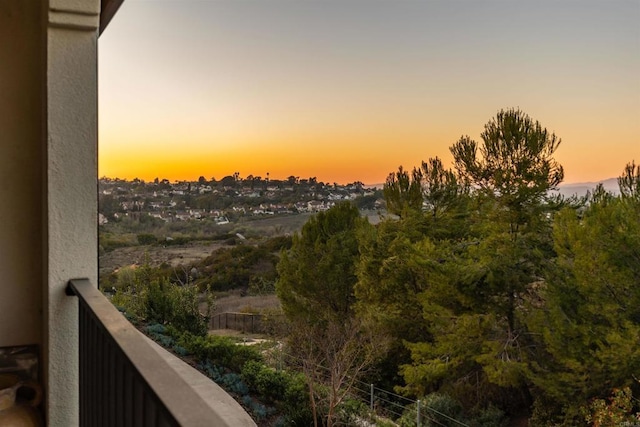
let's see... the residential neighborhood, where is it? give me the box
[98,175,384,224]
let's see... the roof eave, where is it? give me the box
[99,0,124,36]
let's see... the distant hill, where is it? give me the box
[366,179,621,198]
[553,178,619,198]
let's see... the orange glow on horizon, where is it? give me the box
[98,1,639,186]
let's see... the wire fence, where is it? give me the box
[281,350,470,427]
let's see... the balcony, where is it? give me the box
[66,279,256,426]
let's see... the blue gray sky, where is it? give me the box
[99,0,640,184]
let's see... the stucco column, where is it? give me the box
[45,1,100,425]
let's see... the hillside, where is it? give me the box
[553,177,619,198]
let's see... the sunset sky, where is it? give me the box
[98,0,639,185]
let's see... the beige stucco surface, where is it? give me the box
[45,3,100,425]
[0,1,99,425]
[1,3,254,426]
[0,0,44,349]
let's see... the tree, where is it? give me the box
[220,175,235,188]
[277,202,366,321]
[398,110,564,411]
[618,160,640,200]
[276,203,386,426]
[450,108,563,234]
[290,317,388,427]
[98,193,120,220]
[525,175,640,423]
[448,108,563,329]
[383,158,468,229]
[383,166,423,217]
[419,157,465,213]
[356,159,470,392]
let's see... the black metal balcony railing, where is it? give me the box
[66,278,254,427]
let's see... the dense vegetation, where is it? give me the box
[105,108,640,426]
[276,109,640,426]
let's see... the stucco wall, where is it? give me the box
[45,3,100,425]
[0,1,100,425]
[0,1,44,348]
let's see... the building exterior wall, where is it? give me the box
[1,3,254,426]
[1,1,99,425]
[45,2,100,425]
[0,0,45,349]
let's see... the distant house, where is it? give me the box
[150,212,171,222]
[308,200,327,212]
[189,209,204,219]
[175,211,191,221]
[215,216,230,225]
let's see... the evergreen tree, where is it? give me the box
[383,166,423,218]
[526,178,640,423]
[400,109,564,411]
[276,202,367,322]
[276,202,385,427]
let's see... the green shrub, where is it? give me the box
[110,263,211,336]
[239,360,312,425]
[137,233,157,245]
[193,244,279,291]
[113,266,137,290]
[261,235,293,252]
[241,360,288,403]
[281,371,314,426]
[100,232,137,252]
[471,404,506,427]
[164,236,191,245]
[336,398,368,425]
[175,332,263,372]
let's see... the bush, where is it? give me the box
[219,372,249,395]
[281,371,314,425]
[164,236,191,246]
[261,235,293,252]
[471,404,506,427]
[175,332,263,372]
[240,360,313,425]
[193,244,279,292]
[336,398,368,425]
[137,233,157,245]
[241,360,288,403]
[110,262,211,336]
[100,232,137,252]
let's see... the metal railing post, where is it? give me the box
[370,384,374,411]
